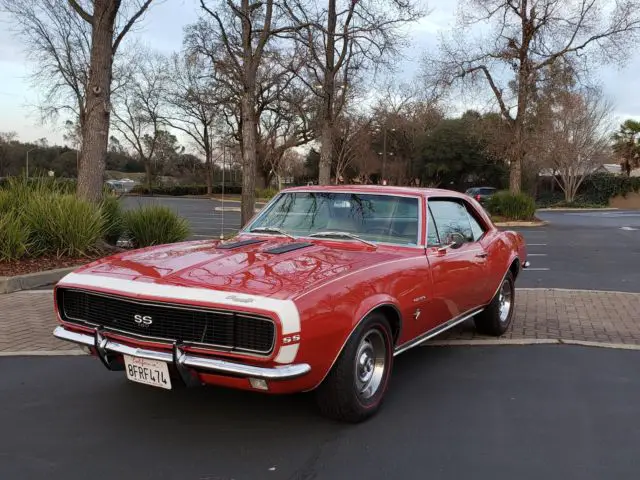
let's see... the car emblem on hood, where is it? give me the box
[225,295,254,303]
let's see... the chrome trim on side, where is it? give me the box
[53,326,310,380]
[393,308,484,356]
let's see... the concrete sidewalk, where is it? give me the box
[2,288,640,354]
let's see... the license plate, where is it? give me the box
[124,355,172,390]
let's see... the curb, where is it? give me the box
[210,198,268,206]
[494,221,548,227]
[536,207,618,211]
[0,266,78,294]
[0,349,87,357]
[424,338,640,350]
[214,206,263,213]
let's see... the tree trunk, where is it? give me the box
[144,159,152,193]
[318,122,333,185]
[509,120,524,194]
[240,94,258,226]
[205,150,212,195]
[77,0,118,203]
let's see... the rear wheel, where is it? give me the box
[316,312,394,423]
[474,271,515,336]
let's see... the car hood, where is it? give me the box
[71,237,408,300]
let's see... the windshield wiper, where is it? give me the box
[249,227,296,239]
[308,231,377,248]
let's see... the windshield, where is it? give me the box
[246,192,420,246]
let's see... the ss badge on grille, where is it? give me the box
[133,314,153,327]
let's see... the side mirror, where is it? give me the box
[438,232,465,252]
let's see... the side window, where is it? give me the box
[467,210,485,242]
[428,200,474,243]
[427,207,440,247]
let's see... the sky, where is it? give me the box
[0,0,639,146]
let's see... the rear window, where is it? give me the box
[477,188,496,195]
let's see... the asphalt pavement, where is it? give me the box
[514,210,640,292]
[121,196,243,239]
[1,345,638,480]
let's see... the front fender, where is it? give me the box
[292,286,403,391]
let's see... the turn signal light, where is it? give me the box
[249,378,269,390]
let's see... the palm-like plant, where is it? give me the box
[612,120,640,176]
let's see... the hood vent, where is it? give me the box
[263,242,314,254]
[215,238,265,250]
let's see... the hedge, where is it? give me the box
[487,191,537,220]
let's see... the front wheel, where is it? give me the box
[474,271,515,336]
[315,313,394,423]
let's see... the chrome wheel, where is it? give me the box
[354,329,386,400]
[498,280,512,323]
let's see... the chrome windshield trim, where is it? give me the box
[53,326,310,380]
[242,191,425,248]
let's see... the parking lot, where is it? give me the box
[121,196,243,239]
[121,196,640,293]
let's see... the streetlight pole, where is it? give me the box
[220,144,226,240]
[26,148,36,180]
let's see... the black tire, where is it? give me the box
[316,312,394,423]
[474,270,515,336]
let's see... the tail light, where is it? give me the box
[476,194,481,201]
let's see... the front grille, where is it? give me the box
[57,288,275,355]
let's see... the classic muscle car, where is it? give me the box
[53,185,529,422]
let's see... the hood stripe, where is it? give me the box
[57,272,301,335]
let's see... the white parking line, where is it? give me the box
[527,243,547,246]
[524,268,551,271]
[527,253,547,257]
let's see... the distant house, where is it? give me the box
[539,163,640,177]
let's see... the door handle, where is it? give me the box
[475,252,488,258]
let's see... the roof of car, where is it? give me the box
[282,184,468,199]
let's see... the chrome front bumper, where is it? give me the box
[53,325,310,381]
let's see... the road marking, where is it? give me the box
[519,287,640,294]
[527,253,547,257]
[524,268,550,271]
[527,243,547,246]
[0,350,87,357]
[620,226,638,231]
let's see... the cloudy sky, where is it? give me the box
[0,0,639,146]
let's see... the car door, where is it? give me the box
[426,198,489,321]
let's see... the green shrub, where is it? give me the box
[0,213,30,261]
[256,188,278,200]
[100,195,123,245]
[23,194,106,257]
[0,190,12,215]
[487,191,537,220]
[123,205,190,248]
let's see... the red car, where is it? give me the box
[53,186,529,422]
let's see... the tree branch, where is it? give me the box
[67,0,93,24]
[113,0,154,53]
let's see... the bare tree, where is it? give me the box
[286,0,424,185]
[426,0,640,193]
[112,50,168,191]
[164,52,221,194]
[193,0,306,225]
[65,0,156,201]
[541,86,612,202]
[332,115,373,184]
[257,72,315,188]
